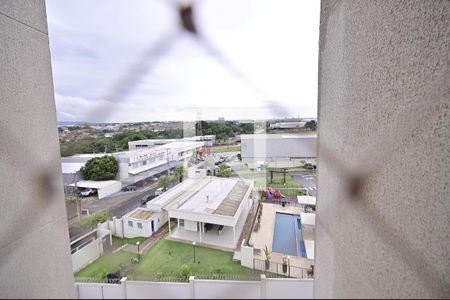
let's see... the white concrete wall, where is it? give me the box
[75,276,314,299]
[123,219,151,238]
[0,1,76,297]
[265,279,313,299]
[126,281,192,299]
[240,240,254,269]
[72,238,103,273]
[194,280,260,299]
[316,0,450,298]
[97,181,122,199]
[110,218,124,238]
[240,135,317,161]
[77,283,122,299]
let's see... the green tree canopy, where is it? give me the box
[174,165,184,183]
[81,155,119,181]
[158,175,176,189]
[216,164,233,177]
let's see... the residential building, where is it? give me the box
[240,134,317,168]
[118,177,254,250]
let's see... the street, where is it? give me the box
[291,171,317,196]
[79,183,159,218]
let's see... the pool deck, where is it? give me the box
[250,203,314,269]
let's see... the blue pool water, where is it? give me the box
[272,213,307,257]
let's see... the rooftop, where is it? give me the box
[68,180,121,189]
[240,134,317,139]
[127,208,154,221]
[149,178,252,217]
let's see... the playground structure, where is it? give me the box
[261,186,286,199]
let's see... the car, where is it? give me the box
[121,185,137,192]
[79,188,95,197]
[141,194,156,205]
[304,163,315,170]
[154,187,166,196]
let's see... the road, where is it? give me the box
[291,171,317,196]
[77,183,159,218]
[108,185,159,218]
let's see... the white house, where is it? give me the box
[118,177,254,249]
[122,208,167,239]
[152,177,254,249]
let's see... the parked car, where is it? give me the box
[304,163,316,170]
[141,194,156,205]
[121,185,137,192]
[79,188,96,197]
[154,187,166,196]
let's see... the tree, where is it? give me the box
[158,175,175,189]
[304,120,317,131]
[174,165,184,183]
[80,155,119,181]
[216,164,232,177]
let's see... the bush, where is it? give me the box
[81,155,119,181]
[179,264,191,278]
[94,211,109,223]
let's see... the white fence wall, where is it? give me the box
[72,238,102,272]
[126,281,192,299]
[75,276,313,299]
[77,283,122,299]
[194,280,260,299]
[265,278,314,299]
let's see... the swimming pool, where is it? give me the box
[272,212,307,257]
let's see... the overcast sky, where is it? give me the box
[46,0,320,123]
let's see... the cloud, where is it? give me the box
[47,0,320,122]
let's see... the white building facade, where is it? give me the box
[61,141,204,187]
[240,134,317,168]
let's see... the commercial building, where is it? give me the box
[61,141,204,191]
[128,135,215,150]
[269,121,307,129]
[240,134,317,168]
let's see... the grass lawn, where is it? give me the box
[75,239,262,279]
[132,240,261,278]
[112,236,147,249]
[268,175,299,187]
[75,251,136,279]
[211,146,240,153]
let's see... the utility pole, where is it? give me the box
[74,173,81,220]
[166,148,170,176]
